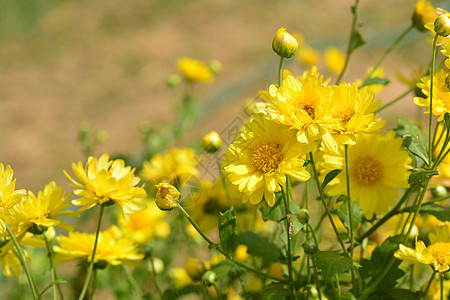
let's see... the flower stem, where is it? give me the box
[90,268,98,300]
[43,233,64,300]
[278,57,285,87]
[376,85,415,113]
[424,271,436,297]
[440,272,444,300]
[1,219,39,300]
[123,265,143,299]
[429,34,438,167]
[281,186,295,299]
[148,252,163,298]
[78,205,105,300]
[177,204,288,283]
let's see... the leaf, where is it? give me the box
[38,280,67,299]
[208,243,220,250]
[336,199,362,232]
[359,77,390,89]
[408,168,439,187]
[368,288,424,300]
[218,208,236,254]
[260,192,300,222]
[321,169,342,191]
[394,117,428,165]
[417,203,450,222]
[349,28,365,54]
[162,285,199,300]
[235,232,281,264]
[261,284,287,300]
[315,251,355,281]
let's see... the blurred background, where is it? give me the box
[0,0,438,191]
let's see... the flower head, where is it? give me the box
[155,183,180,211]
[412,0,437,31]
[65,153,146,219]
[177,57,214,83]
[0,164,26,210]
[435,13,450,37]
[202,131,222,153]
[325,47,345,75]
[319,131,411,218]
[222,114,311,206]
[272,27,298,58]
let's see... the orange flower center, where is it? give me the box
[251,142,282,174]
[332,110,354,127]
[428,242,450,266]
[299,104,316,120]
[353,156,383,185]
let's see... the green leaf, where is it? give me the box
[315,251,355,281]
[235,232,281,264]
[260,192,300,222]
[162,285,199,299]
[261,284,287,300]
[416,203,450,222]
[321,169,342,191]
[359,77,390,89]
[336,199,362,232]
[368,288,424,300]
[218,208,236,254]
[394,117,428,166]
[349,28,365,54]
[408,168,439,187]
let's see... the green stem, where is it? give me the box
[310,255,322,300]
[309,152,349,255]
[423,271,436,298]
[278,57,285,87]
[123,265,143,299]
[148,253,163,298]
[78,205,105,300]
[43,233,64,300]
[216,152,233,209]
[336,0,359,84]
[403,181,429,244]
[376,85,415,113]
[360,25,413,88]
[90,268,97,300]
[2,219,39,300]
[429,34,438,167]
[440,272,444,300]
[281,186,295,299]
[177,204,288,283]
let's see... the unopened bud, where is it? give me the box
[167,74,181,88]
[295,208,310,225]
[155,183,180,211]
[412,0,437,31]
[430,185,448,198]
[434,13,450,37]
[202,131,222,153]
[209,60,222,74]
[202,271,217,286]
[302,240,317,255]
[272,27,298,58]
[96,130,108,144]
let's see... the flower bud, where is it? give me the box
[434,13,450,37]
[167,74,181,88]
[412,0,437,31]
[444,271,450,280]
[430,185,448,198]
[302,240,317,255]
[185,257,206,282]
[155,183,180,211]
[202,271,217,286]
[202,131,222,153]
[209,60,222,74]
[295,208,310,225]
[272,27,298,58]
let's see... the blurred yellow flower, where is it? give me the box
[235,244,249,261]
[414,69,450,122]
[177,57,214,83]
[169,268,194,289]
[320,132,411,218]
[325,47,345,75]
[222,114,311,206]
[412,0,437,31]
[185,257,207,282]
[297,44,320,67]
[141,148,200,186]
[4,181,79,235]
[65,153,146,220]
[53,226,143,266]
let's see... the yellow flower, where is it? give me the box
[395,227,450,273]
[329,82,385,145]
[325,47,345,75]
[4,181,79,234]
[0,164,26,210]
[259,68,338,149]
[415,69,450,121]
[272,27,298,58]
[155,183,180,211]
[118,199,170,244]
[320,132,411,218]
[53,226,143,266]
[296,43,320,67]
[65,153,146,219]
[202,131,222,153]
[412,0,437,31]
[435,13,450,37]
[185,257,207,282]
[169,268,194,289]
[141,148,200,186]
[222,114,311,206]
[177,57,214,83]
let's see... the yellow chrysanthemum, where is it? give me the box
[320,132,411,218]
[222,114,311,206]
[177,57,214,83]
[118,199,170,244]
[53,226,143,266]
[259,68,338,149]
[395,223,450,273]
[0,164,26,210]
[329,82,385,145]
[296,44,320,67]
[65,153,146,219]
[412,0,437,31]
[414,69,450,122]
[325,47,345,75]
[4,182,79,235]
[141,148,200,186]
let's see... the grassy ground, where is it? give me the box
[0,0,433,192]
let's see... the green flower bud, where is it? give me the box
[444,271,450,280]
[272,27,298,58]
[202,271,217,287]
[155,183,180,211]
[295,208,310,225]
[434,13,450,37]
[302,240,317,255]
[95,130,108,144]
[167,74,181,88]
[209,60,222,74]
[202,131,222,153]
[228,266,244,279]
[430,185,447,198]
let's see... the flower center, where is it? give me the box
[428,242,450,266]
[332,110,354,127]
[251,142,282,174]
[353,156,383,185]
[299,104,316,120]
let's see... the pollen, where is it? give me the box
[333,110,354,127]
[353,156,384,185]
[251,142,282,174]
[428,242,450,266]
[300,104,316,120]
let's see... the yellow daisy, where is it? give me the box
[53,226,144,266]
[320,131,411,218]
[259,67,338,150]
[177,57,214,83]
[140,147,200,186]
[395,223,450,273]
[222,114,311,206]
[0,164,26,210]
[4,182,79,234]
[414,69,450,122]
[65,153,147,219]
[329,82,386,145]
